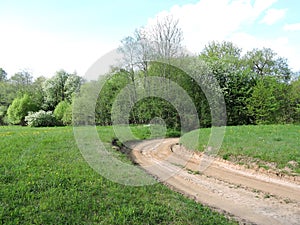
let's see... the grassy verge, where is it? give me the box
[0,126,236,224]
[181,124,300,174]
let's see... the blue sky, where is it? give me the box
[0,0,299,78]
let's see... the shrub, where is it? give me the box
[62,103,73,125]
[25,110,58,127]
[54,101,69,120]
[0,105,8,125]
[7,94,37,125]
[54,101,72,125]
[166,129,181,137]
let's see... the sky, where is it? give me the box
[0,0,299,79]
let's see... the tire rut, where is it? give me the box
[128,138,300,225]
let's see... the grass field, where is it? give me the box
[0,126,236,225]
[181,124,300,174]
[1,124,299,224]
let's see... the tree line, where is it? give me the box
[74,16,300,130]
[0,69,83,126]
[1,16,300,128]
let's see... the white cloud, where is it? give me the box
[230,32,300,71]
[253,0,279,15]
[283,23,300,31]
[146,0,300,71]
[147,0,278,53]
[260,8,287,25]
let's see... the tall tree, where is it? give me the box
[9,70,33,94]
[31,76,47,109]
[10,70,33,86]
[0,68,7,82]
[64,73,84,102]
[119,36,138,89]
[199,41,255,125]
[43,70,82,110]
[244,47,292,82]
[150,15,183,61]
[290,77,300,122]
[247,77,279,124]
[119,15,184,78]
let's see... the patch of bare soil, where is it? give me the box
[128,138,300,225]
[222,155,299,181]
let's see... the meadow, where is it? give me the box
[1,124,299,224]
[181,124,300,174]
[0,126,235,224]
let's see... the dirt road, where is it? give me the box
[128,138,300,225]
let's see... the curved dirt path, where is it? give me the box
[128,138,300,225]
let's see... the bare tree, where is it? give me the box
[118,14,185,97]
[150,15,184,61]
[134,28,154,76]
[119,15,184,76]
[119,36,137,83]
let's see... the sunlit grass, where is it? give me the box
[181,124,300,173]
[0,126,236,224]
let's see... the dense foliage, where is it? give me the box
[0,70,82,126]
[7,94,37,125]
[74,44,299,128]
[25,110,58,127]
[0,17,299,128]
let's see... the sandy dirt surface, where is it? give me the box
[128,138,300,225]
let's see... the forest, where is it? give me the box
[1,16,300,129]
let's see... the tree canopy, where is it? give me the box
[1,16,299,127]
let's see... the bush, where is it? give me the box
[62,104,73,125]
[166,129,181,137]
[0,105,8,125]
[54,101,72,125]
[7,94,38,125]
[25,110,58,127]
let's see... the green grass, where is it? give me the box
[181,124,300,174]
[0,126,236,225]
[130,125,181,139]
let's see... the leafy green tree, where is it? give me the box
[54,101,70,121]
[290,77,300,122]
[247,77,279,124]
[73,81,99,126]
[29,76,47,110]
[43,70,69,109]
[7,94,38,125]
[62,103,73,125]
[146,59,211,127]
[244,47,292,82]
[0,105,8,125]
[95,71,131,125]
[10,70,33,94]
[43,70,83,110]
[64,73,83,102]
[0,81,15,123]
[54,100,72,125]
[200,41,255,125]
[272,82,294,123]
[1,72,46,124]
[0,68,7,82]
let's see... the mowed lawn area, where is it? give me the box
[0,126,236,225]
[181,124,300,174]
